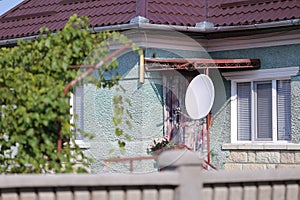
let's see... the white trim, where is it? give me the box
[75,140,90,149]
[70,92,74,127]
[272,80,278,142]
[222,143,299,150]
[227,67,297,143]
[222,66,299,81]
[206,29,300,52]
[122,29,205,51]
[251,82,255,141]
[231,81,237,143]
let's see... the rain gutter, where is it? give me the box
[92,18,300,33]
[1,18,300,46]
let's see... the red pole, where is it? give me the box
[205,68,211,164]
[57,119,62,153]
[206,113,211,164]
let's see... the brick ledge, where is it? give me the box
[222,143,300,150]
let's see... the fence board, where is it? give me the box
[202,187,213,200]
[272,183,286,200]
[213,186,228,200]
[37,188,55,200]
[228,184,243,200]
[19,188,37,200]
[1,189,18,200]
[286,182,299,200]
[143,188,158,200]
[91,189,108,200]
[109,189,125,200]
[126,189,142,200]
[55,187,73,200]
[159,188,174,200]
[243,183,257,200]
[74,187,90,200]
[258,184,272,200]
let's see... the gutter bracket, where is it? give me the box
[195,21,214,31]
[130,16,149,24]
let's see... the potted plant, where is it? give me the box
[147,136,191,155]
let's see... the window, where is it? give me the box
[222,67,298,143]
[237,80,290,142]
[70,86,84,140]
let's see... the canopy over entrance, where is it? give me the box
[144,58,260,72]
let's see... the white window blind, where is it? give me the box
[255,81,272,141]
[237,82,251,141]
[277,80,291,140]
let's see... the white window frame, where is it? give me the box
[222,66,299,144]
[70,87,90,149]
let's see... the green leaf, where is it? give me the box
[115,128,123,137]
[0,14,135,173]
[118,140,126,148]
[125,134,131,141]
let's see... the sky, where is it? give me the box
[0,0,24,16]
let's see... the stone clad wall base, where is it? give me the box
[224,149,300,170]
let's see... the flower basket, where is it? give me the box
[147,136,191,155]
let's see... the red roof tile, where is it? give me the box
[147,0,206,26]
[209,0,300,26]
[0,0,299,40]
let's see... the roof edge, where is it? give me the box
[94,18,300,33]
[1,18,300,46]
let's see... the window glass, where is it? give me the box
[237,82,251,141]
[236,79,291,142]
[277,80,291,140]
[74,86,84,140]
[255,81,272,141]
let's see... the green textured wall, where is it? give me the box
[81,51,163,173]
[81,42,300,172]
[209,44,300,169]
[82,48,206,173]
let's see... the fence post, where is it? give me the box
[157,150,204,200]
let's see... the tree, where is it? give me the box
[0,14,135,173]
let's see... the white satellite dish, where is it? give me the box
[185,74,215,119]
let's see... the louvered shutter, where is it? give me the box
[74,86,84,140]
[237,82,251,141]
[277,80,291,141]
[256,81,272,140]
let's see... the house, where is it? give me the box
[0,0,300,173]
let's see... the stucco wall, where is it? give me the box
[82,48,208,173]
[209,44,300,169]
[81,41,300,172]
[82,51,163,173]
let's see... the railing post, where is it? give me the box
[157,150,204,200]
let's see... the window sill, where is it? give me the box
[75,140,90,149]
[222,143,300,150]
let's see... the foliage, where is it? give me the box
[0,14,137,173]
[111,85,133,154]
[147,136,173,153]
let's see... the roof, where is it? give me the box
[0,0,299,41]
[209,0,300,26]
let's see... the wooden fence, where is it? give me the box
[0,150,299,200]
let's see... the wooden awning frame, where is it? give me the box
[144,58,260,72]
